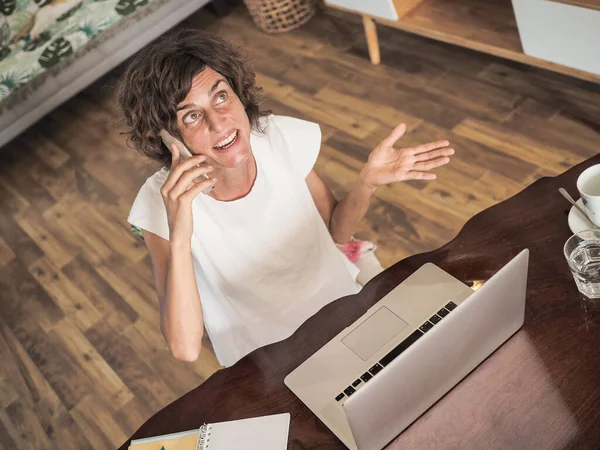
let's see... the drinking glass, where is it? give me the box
[564,229,600,299]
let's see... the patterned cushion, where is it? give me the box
[0,0,159,107]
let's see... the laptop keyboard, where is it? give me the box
[344,386,356,397]
[429,314,442,324]
[368,363,383,375]
[379,329,423,367]
[335,301,458,402]
[360,372,373,383]
[419,321,434,333]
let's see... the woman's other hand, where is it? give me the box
[360,123,454,189]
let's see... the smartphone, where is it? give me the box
[160,129,214,195]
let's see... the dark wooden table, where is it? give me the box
[120,156,600,450]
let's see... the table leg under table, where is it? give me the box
[362,15,381,65]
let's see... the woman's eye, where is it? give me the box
[184,113,198,124]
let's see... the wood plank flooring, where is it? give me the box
[1,3,600,449]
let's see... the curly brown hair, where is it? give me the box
[115,29,269,168]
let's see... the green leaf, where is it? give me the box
[16,0,30,10]
[56,2,82,22]
[0,0,16,16]
[0,19,9,46]
[0,45,10,62]
[38,36,73,69]
[115,0,148,17]
[0,67,31,90]
[77,16,113,38]
[34,0,53,7]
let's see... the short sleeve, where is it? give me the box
[271,115,322,179]
[127,171,170,241]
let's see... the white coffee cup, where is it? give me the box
[577,164,600,226]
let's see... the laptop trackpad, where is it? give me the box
[342,307,408,361]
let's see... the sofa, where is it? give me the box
[0,0,214,149]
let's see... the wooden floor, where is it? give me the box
[1,4,600,449]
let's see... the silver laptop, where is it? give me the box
[284,250,529,450]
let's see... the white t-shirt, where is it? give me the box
[128,115,361,367]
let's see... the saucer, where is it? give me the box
[568,198,597,234]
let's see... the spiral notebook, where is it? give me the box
[128,413,290,450]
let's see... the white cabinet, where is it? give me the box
[512,0,600,76]
[325,0,398,20]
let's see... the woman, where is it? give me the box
[116,29,454,367]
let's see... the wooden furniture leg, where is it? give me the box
[362,15,381,65]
